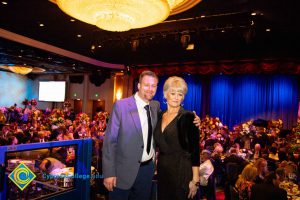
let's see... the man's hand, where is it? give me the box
[193,111,201,130]
[103,177,117,191]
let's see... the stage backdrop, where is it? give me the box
[152,74,299,129]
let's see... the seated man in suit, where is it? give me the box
[223,147,248,175]
[251,172,287,200]
[39,157,66,174]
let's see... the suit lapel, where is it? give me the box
[128,96,143,138]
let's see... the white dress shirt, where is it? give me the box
[134,93,155,162]
[199,159,214,186]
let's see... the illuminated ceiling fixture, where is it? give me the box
[53,0,201,32]
[8,66,33,75]
[0,65,45,75]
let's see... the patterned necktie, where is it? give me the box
[144,105,152,154]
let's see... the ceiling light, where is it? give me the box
[54,0,201,32]
[39,23,44,27]
[266,28,271,32]
[70,19,75,22]
[32,67,46,73]
[8,65,33,75]
[77,34,82,38]
[0,65,46,75]
[251,12,257,16]
[1,2,7,5]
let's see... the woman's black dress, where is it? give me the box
[154,108,200,200]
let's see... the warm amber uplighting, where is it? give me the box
[53,0,201,32]
[116,89,122,100]
[113,73,124,101]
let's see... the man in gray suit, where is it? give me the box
[103,71,199,200]
[103,70,159,200]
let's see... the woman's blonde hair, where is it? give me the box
[236,164,258,187]
[163,76,187,98]
[254,158,267,174]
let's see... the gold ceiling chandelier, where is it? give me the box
[54,0,201,32]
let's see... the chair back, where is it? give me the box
[206,172,216,200]
[229,185,239,200]
[226,162,240,185]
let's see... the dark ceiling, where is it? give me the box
[0,0,300,74]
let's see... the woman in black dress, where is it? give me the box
[154,76,200,200]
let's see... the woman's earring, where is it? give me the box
[181,102,184,107]
[163,98,167,104]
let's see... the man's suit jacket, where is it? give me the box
[102,96,160,189]
[250,183,287,200]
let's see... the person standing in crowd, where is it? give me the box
[154,76,200,200]
[103,71,201,200]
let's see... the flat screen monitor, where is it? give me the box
[38,81,66,102]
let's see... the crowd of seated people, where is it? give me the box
[0,104,109,198]
[199,116,300,200]
[0,105,108,146]
[0,105,108,173]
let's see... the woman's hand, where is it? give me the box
[188,180,198,199]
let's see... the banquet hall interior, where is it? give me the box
[0,0,300,199]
